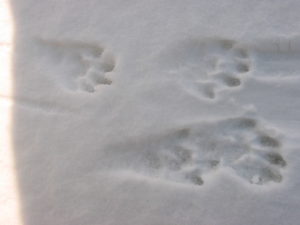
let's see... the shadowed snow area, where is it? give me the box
[6,0,300,225]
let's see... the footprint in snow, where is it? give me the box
[159,36,300,100]
[36,38,116,93]
[142,116,286,186]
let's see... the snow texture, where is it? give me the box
[2,0,300,225]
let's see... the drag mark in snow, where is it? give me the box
[36,38,116,93]
[245,37,300,80]
[0,94,74,115]
[142,116,286,186]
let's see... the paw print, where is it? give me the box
[144,116,286,186]
[159,38,251,100]
[37,38,116,93]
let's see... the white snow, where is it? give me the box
[1,0,300,224]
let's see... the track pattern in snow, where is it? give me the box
[35,37,296,187]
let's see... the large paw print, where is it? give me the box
[37,38,116,93]
[144,116,286,186]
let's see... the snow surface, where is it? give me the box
[1,0,300,224]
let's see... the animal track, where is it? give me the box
[161,37,300,100]
[37,38,116,93]
[142,116,286,186]
[161,38,251,100]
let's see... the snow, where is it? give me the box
[1,0,300,224]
